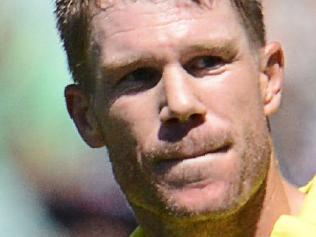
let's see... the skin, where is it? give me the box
[64,0,305,236]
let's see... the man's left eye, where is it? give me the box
[184,56,226,77]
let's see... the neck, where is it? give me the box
[133,157,303,237]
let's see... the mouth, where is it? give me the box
[184,143,231,160]
[150,142,233,187]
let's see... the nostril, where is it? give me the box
[191,113,203,121]
[166,117,179,124]
[164,113,205,125]
[159,113,205,142]
[189,113,205,126]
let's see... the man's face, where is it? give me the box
[87,0,274,218]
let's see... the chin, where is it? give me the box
[153,155,270,219]
[156,178,243,218]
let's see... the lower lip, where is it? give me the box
[152,149,231,187]
[182,177,214,189]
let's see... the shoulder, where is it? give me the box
[130,227,144,237]
[271,175,316,237]
[299,175,316,222]
[300,175,316,194]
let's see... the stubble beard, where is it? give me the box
[108,115,272,223]
[149,122,272,221]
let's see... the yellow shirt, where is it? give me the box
[270,175,316,237]
[130,176,316,237]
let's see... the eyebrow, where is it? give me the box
[101,38,239,75]
[180,38,239,61]
[101,53,157,76]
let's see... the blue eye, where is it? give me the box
[195,57,224,69]
[185,56,226,77]
[116,67,161,94]
[124,68,158,82]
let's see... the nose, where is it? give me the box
[159,64,206,123]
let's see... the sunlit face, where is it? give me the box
[89,0,272,219]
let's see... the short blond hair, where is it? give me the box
[55,0,265,86]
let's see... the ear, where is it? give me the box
[259,41,285,116]
[65,84,105,148]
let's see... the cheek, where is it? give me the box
[197,67,269,166]
[199,65,264,124]
[104,126,166,210]
[101,91,162,169]
[107,92,157,133]
[101,101,157,204]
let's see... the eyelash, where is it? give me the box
[184,55,227,77]
[115,55,228,93]
[114,67,161,93]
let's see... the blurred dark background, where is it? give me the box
[0,0,315,236]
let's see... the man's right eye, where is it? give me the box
[184,56,227,78]
[116,67,161,93]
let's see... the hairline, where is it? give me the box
[56,0,265,90]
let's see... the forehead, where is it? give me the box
[90,0,248,64]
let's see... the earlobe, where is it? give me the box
[260,41,285,116]
[65,84,105,148]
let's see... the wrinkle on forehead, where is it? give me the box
[102,16,206,41]
[91,0,218,40]
[94,0,214,11]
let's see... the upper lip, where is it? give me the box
[150,142,232,163]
